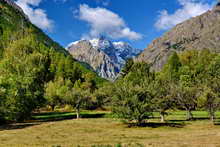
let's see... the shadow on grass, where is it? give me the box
[0,122,41,131]
[32,111,106,122]
[168,116,220,122]
[191,117,212,120]
[32,111,71,116]
[127,121,186,128]
[0,112,107,131]
[213,119,220,125]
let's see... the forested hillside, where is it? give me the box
[0,0,105,122]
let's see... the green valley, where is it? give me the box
[1,0,220,147]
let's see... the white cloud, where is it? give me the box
[155,0,212,30]
[16,0,54,31]
[78,4,142,40]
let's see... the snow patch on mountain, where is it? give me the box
[66,41,80,49]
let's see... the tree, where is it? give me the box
[93,83,114,109]
[162,52,182,82]
[62,73,98,119]
[81,73,97,93]
[112,81,153,125]
[198,86,220,122]
[174,65,199,120]
[0,78,7,123]
[45,81,61,111]
[64,80,91,119]
[153,74,176,122]
[0,48,50,121]
[124,62,153,85]
[112,63,155,125]
[198,56,220,122]
[120,58,134,77]
[176,85,198,120]
[154,52,182,122]
[44,78,72,111]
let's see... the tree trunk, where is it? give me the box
[186,110,193,120]
[51,105,55,111]
[76,107,80,119]
[210,114,215,122]
[209,110,215,122]
[160,113,165,123]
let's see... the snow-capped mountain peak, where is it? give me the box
[67,37,141,79]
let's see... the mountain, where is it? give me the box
[137,2,220,71]
[0,0,69,55]
[67,37,140,80]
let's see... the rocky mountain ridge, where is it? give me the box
[137,2,220,71]
[67,37,140,80]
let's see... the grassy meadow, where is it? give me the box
[0,111,220,147]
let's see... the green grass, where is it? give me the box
[1,111,220,147]
[152,111,220,119]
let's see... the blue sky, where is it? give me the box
[15,0,216,49]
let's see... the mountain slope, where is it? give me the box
[0,0,106,121]
[0,0,100,75]
[67,37,140,80]
[137,2,220,71]
[0,0,68,56]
